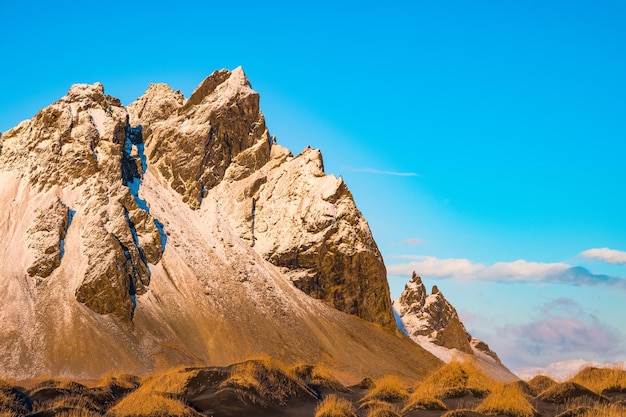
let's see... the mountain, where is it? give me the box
[394,272,517,381]
[0,67,439,381]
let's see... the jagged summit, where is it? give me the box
[0,68,431,381]
[395,272,517,381]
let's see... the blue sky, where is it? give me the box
[1,1,625,372]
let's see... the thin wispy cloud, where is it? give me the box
[386,256,625,287]
[580,247,626,265]
[401,238,425,246]
[349,167,419,177]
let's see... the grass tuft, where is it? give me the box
[402,394,447,412]
[528,374,557,393]
[314,394,357,417]
[408,359,494,401]
[221,358,307,406]
[292,363,348,392]
[475,382,536,417]
[364,402,402,417]
[579,402,626,417]
[107,368,200,417]
[570,366,626,395]
[361,376,408,403]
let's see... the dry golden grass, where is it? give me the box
[361,375,408,403]
[403,359,496,413]
[0,412,18,417]
[108,391,198,417]
[570,366,626,394]
[402,393,447,412]
[292,363,348,392]
[221,358,306,405]
[579,402,626,417]
[409,359,494,400]
[475,382,536,417]
[364,402,402,417]
[107,368,199,417]
[53,409,101,417]
[314,394,357,417]
[528,374,557,393]
[538,381,605,404]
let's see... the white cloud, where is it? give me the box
[386,256,624,287]
[401,238,425,246]
[349,167,418,177]
[580,247,626,265]
[480,260,570,282]
[386,256,484,278]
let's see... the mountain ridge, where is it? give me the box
[0,68,435,381]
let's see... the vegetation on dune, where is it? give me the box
[475,382,537,417]
[107,368,200,417]
[361,375,408,403]
[579,402,626,417]
[314,394,357,417]
[528,374,557,393]
[221,357,311,405]
[108,391,199,417]
[3,358,626,417]
[292,363,349,392]
[402,393,447,412]
[570,366,626,395]
[408,359,494,401]
[363,402,402,417]
[538,382,607,404]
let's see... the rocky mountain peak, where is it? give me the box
[395,271,511,379]
[398,272,427,314]
[0,68,403,379]
[67,82,105,101]
[127,83,185,126]
[397,273,468,348]
[129,67,271,210]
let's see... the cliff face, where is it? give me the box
[0,68,414,380]
[128,67,394,328]
[0,82,163,322]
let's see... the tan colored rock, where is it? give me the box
[0,70,433,381]
[0,81,165,323]
[395,272,514,381]
[131,67,272,209]
[26,198,70,278]
[397,273,472,353]
[218,145,395,328]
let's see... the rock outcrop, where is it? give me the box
[0,68,421,380]
[395,272,516,381]
[397,273,474,353]
[129,67,394,328]
[0,82,164,322]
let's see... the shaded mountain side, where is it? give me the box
[395,273,517,382]
[0,68,433,381]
